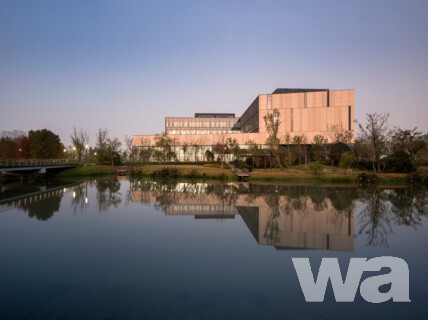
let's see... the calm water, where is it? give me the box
[1,178,428,319]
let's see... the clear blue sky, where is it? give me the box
[1,0,427,147]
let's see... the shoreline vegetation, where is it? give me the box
[2,163,426,186]
[125,164,423,185]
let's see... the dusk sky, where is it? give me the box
[1,0,427,147]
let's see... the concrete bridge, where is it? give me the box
[0,159,80,182]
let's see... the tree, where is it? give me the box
[96,128,109,164]
[192,143,201,162]
[205,149,215,162]
[310,135,327,161]
[245,139,260,168]
[0,137,17,159]
[308,161,323,174]
[327,123,353,144]
[356,113,392,172]
[181,143,189,162]
[391,127,426,164]
[385,150,415,173]
[124,135,136,162]
[140,147,152,164]
[154,134,174,163]
[227,137,240,161]
[339,152,355,174]
[213,134,229,169]
[328,142,351,166]
[17,134,32,159]
[70,127,89,163]
[30,129,63,159]
[292,134,307,166]
[263,109,283,169]
[353,138,369,166]
[282,133,293,167]
[105,138,122,166]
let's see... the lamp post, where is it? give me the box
[72,146,76,162]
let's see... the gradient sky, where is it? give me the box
[1,0,428,147]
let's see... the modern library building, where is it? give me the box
[133,88,354,162]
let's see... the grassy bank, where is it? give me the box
[249,168,408,184]
[57,163,414,185]
[129,164,411,185]
[59,164,117,177]
[131,164,236,180]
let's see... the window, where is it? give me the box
[348,106,351,131]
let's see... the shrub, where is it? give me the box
[282,155,294,168]
[308,161,323,174]
[150,167,179,178]
[187,169,199,179]
[232,159,253,172]
[407,171,428,185]
[339,152,355,174]
[358,172,379,184]
[205,150,215,162]
[203,163,222,168]
[385,150,415,173]
[328,142,351,166]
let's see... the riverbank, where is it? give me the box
[248,168,408,184]
[59,163,118,177]
[128,164,411,185]
[131,164,236,180]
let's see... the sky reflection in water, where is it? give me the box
[0,178,427,319]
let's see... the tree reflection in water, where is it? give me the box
[4,178,426,250]
[131,180,428,250]
[95,179,122,213]
[70,182,91,213]
[18,192,63,221]
[357,187,428,247]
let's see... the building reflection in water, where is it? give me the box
[2,179,427,251]
[132,181,355,252]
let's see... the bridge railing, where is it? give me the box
[0,159,80,167]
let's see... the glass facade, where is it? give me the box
[240,97,259,133]
[165,117,240,135]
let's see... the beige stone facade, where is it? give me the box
[133,88,354,161]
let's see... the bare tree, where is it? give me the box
[356,113,392,172]
[213,134,228,169]
[138,137,152,164]
[124,135,135,162]
[292,134,307,166]
[263,109,283,169]
[245,139,260,168]
[391,127,426,162]
[327,123,353,144]
[95,128,109,164]
[181,142,189,162]
[311,135,327,162]
[70,127,89,163]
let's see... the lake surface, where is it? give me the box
[1,178,428,319]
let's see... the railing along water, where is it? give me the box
[0,159,79,167]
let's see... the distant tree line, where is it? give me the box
[0,127,125,166]
[0,129,63,159]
